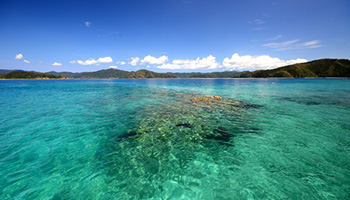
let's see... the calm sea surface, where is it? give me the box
[0,79,350,199]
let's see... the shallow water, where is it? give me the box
[0,78,350,199]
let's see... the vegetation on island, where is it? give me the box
[235,59,350,78]
[2,59,350,79]
[0,71,64,79]
[47,69,176,79]
[47,68,129,79]
[0,69,16,75]
[167,71,242,78]
[47,69,243,79]
[121,69,177,78]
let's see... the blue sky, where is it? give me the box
[0,0,349,72]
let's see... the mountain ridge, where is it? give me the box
[235,58,350,78]
[1,58,349,79]
[0,71,64,79]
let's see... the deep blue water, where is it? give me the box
[0,78,350,199]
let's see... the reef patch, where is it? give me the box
[279,97,321,105]
[119,93,262,146]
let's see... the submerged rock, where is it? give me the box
[101,92,263,197]
[214,96,223,100]
[206,127,235,142]
[176,123,193,128]
[192,98,200,103]
[117,131,138,141]
[279,97,321,105]
[118,93,262,147]
[231,103,263,109]
[192,95,223,103]
[200,97,213,102]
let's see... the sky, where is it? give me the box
[0,0,349,72]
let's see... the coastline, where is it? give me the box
[1,77,349,80]
[0,78,67,80]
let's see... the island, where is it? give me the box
[1,59,350,79]
[235,59,350,78]
[0,71,65,79]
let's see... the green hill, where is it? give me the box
[0,71,64,79]
[0,69,16,75]
[4,58,349,79]
[167,71,241,78]
[122,69,177,78]
[46,68,129,79]
[236,59,350,78]
[47,69,176,79]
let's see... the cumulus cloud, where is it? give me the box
[23,60,30,64]
[97,56,113,63]
[15,54,24,60]
[156,55,221,70]
[141,55,168,65]
[109,65,118,69]
[52,62,62,66]
[74,56,113,65]
[85,22,91,27]
[263,39,322,50]
[222,53,307,70]
[129,57,140,66]
[116,61,126,65]
[77,59,99,65]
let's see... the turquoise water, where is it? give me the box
[0,78,350,199]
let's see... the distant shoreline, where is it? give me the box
[1,77,349,80]
[0,78,67,80]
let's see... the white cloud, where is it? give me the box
[85,22,91,27]
[263,39,299,50]
[69,60,76,64]
[116,61,126,65]
[156,55,221,70]
[15,54,23,60]
[23,60,30,64]
[267,35,282,41]
[141,55,168,64]
[77,59,99,65]
[263,39,322,50]
[109,65,118,69]
[52,62,62,66]
[222,53,307,70]
[147,66,151,68]
[255,19,265,24]
[97,56,113,63]
[300,40,322,49]
[129,57,140,66]
[255,27,268,31]
[74,56,113,65]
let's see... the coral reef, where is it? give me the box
[120,93,261,145]
[102,93,262,197]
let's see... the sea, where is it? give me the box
[0,78,349,200]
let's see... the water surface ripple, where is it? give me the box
[0,79,349,199]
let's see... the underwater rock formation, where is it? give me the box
[119,93,262,146]
[192,98,200,102]
[105,93,262,197]
[175,123,193,128]
[214,96,223,100]
[192,96,223,102]
[279,97,321,105]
